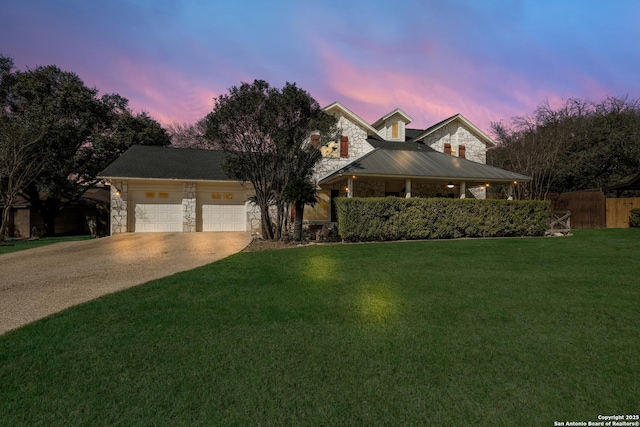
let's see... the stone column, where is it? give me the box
[405,179,412,198]
[182,181,197,232]
[507,184,514,200]
[347,177,353,198]
[110,180,128,234]
[460,181,466,199]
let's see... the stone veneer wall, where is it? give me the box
[468,187,486,199]
[110,180,128,234]
[354,180,385,197]
[182,181,196,232]
[411,182,457,198]
[246,202,262,235]
[423,121,487,164]
[313,115,374,181]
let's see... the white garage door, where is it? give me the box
[131,190,183,232]
[199,190,246,231]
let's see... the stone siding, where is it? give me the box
[354,180,385,197]
[313,114,374,181]
[423,121,487,164]
[110,180,128,234]
[182,181,196,232]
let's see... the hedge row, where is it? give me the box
[334,197,551,242]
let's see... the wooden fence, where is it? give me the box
[548,189,606,229]
[606,198,640,228]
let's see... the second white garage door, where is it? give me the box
[199,190,246,231]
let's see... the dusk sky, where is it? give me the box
[1,0,639,133]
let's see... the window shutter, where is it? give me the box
[311,134,320,148]
[340,136,349,157]
[459,145,466,158]
[444,143,451,155]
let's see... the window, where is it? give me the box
[320,141,338,158]
[391,122,399,139]
[303,191,330,221]
[459,145,466,158]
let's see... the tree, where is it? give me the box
[283,178,318,241]
[0,114,46,241]
[167,118,210,149]
[205,80,337,240]
[489,96,640,199]
[0,55,170,235]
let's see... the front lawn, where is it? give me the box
[1,229,638,425]
[0,235,92,255]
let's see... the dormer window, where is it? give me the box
[372,109,413,142]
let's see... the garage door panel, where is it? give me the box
[199,191,246,232]
[131,190,183,232]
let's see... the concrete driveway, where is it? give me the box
[0,232,252,335]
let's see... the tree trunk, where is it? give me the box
[260,204,274,240]
[0,205,11,242]
[292,202,304,241]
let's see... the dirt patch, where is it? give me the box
[243,238,306,252]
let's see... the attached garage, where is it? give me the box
[98,146,254,235]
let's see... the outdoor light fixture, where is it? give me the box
[486,183,490,187]
[115,189,121,197]
[513,181,518,185]
[446,181,455,189]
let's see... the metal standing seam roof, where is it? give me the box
[319,143,532,184]
[97,145,235,181]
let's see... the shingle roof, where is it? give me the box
[98,145,234,181]
[319,145,531,185]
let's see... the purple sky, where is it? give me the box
[2,0,639,133]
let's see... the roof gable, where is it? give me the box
[323,102,379,136]
[371,108,413,129]
[412,114,496,147]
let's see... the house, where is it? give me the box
[1,186,110,238]
[98,103,531,235]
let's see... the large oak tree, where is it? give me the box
[0,54,170,236]
[205,80,337,240]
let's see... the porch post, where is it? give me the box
[507,184,514,200]
[405,179,412,198]
[460,181,466,199]
[347,177,353,198]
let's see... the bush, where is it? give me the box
[335,197,551,242]
[630,208,640,228]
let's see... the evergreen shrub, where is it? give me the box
[335,197,550,242]
[630,208,640,228]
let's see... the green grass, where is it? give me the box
[0,235,92,254]
[1,229,639,426]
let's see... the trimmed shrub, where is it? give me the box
[335,197,551,242]
[630,208,640,228]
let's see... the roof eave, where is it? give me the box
[323,102,379,136]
